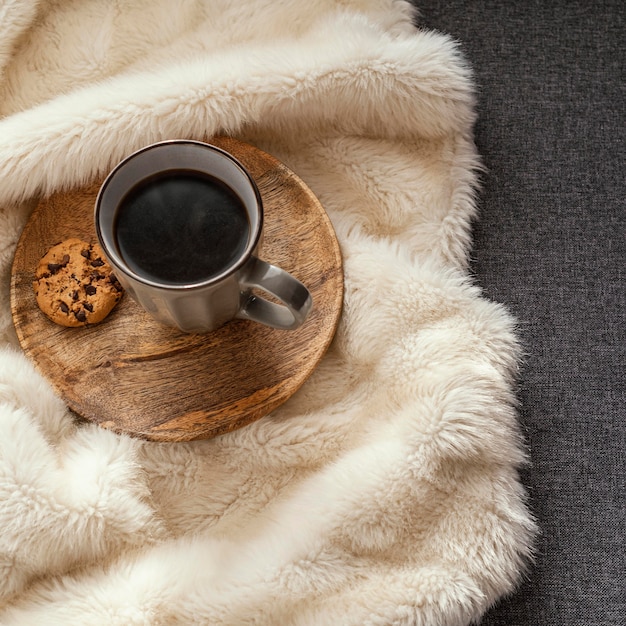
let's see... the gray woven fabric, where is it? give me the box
[413,1,625,624]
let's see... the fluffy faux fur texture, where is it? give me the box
[0,1,535,624]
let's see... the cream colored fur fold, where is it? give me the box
[0,1,535,625]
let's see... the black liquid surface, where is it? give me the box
[115,170,250,284]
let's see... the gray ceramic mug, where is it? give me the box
[95,140,312,333]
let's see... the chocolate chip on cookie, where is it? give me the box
[33,238,123,327]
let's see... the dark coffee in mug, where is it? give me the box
[114,169,250,285]
[97,140,312,332]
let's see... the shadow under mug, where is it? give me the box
[94,140,312,333]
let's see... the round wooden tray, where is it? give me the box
[10,137,343,442]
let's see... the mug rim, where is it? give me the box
[94,139,264,291]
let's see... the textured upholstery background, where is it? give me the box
[413,1,625,624]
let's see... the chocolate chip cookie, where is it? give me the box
[33,238,123,327]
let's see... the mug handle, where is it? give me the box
[236,257,313,330]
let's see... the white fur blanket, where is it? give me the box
[0,1,535,624]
